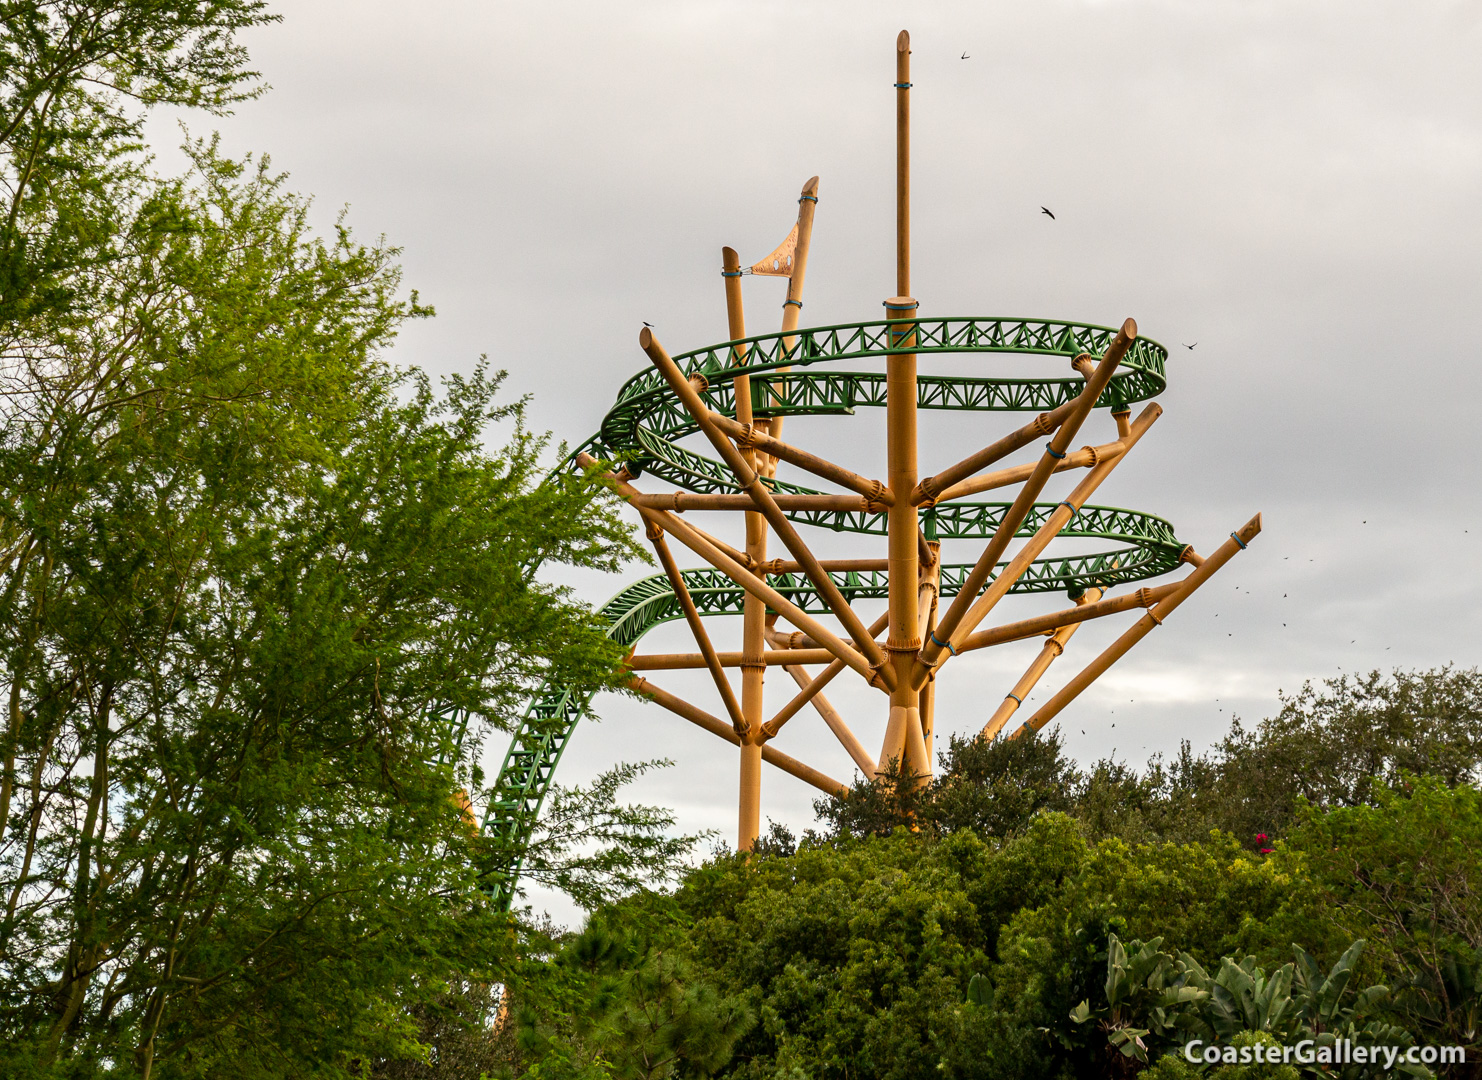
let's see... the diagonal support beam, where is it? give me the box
[912,398,1080,505]
[578,453,883,688]
[933,436,1127,504]
[628,648,839,670]
[923,402,1161,685]
[915,320,1137,679]
[641,328,895,690]
[1008,514,1263,740]
[629,676,847,797]
[760,176,820,452]
[775,664,876,780]
[979,588,1102,742]
[917,542,942,765]
[957,581,1181,654]
[633,491,875,513]
[706,411,891,505]
[646,523,746,734]
[765,611,891,735]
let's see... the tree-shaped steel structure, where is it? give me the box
[481,31,1261,909]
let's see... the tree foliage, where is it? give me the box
[0,6,652,1075]
[816,669,1482,853]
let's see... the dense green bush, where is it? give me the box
[484,671,1482,1078]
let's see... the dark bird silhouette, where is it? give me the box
[961,51,970,59]
[1182,342,1197,350]
[643,321,654,328]
[1040,206,1055,219]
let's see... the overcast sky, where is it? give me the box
[158,0,1482,921]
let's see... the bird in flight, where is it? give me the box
[1040,206,1055,219]
[1182,342,1197,350]
[961,51,970,59]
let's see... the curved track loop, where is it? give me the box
[482,317,1178,909]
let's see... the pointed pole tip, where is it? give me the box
[897,30,910,51]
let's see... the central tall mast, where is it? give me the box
[880,29,928,778]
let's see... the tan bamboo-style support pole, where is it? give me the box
[632,492,877,513]
[630,676,848,797]
[722,243,767,851]
[914,321,1138,685]
[675,517,751,568]
[933,402,1161,665]
[452,789,478,833]
[883,294,923,774]
[646,523,745,733]
[896,30,911,294]
[579,453,881,686]
[627,649,839,671]
[876,31,925,781]
[956,581,1181,654]
[640,329,894,690]
[764,626,806,649]
[761,558,888,578]
[1009,514,1263,739]
[723,246,753,437]
[979,588,1102,742]
[912,399,1079,506]
[765,611,890,736]
[777,665,876,779]
[917,542,941,765]
[763,176,821,454]
[933,436,1126,503]
[764,617,886,654]
[706,411,890,505]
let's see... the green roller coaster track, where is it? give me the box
[480,315,1181,910]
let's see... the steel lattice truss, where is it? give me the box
[477,33,1261,911]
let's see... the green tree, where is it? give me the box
[1281,778,1482,1058]
[2,0,275,325]
[1074,669,1482,849]
[507,903,754,1080]
[814,729,1080,842]
[0,134,641,1078]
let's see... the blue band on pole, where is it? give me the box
[1045,443,1067,459]
[1006,693,1022,705]
[721,270,742,277]
[784,299,802,308]
[1060,500,1077,516]
[799,194,817,203]
[882,300,919,309]
[1231,532,1248,549]
[894,82,912,88]
[930,631,957,656]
